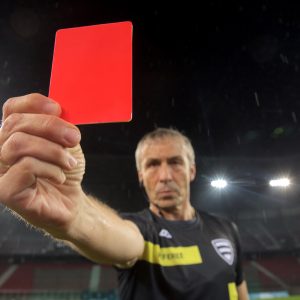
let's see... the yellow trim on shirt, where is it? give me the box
[228,282,238,300]
[141,241,202,267]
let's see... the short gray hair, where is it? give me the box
[135,127,195,171]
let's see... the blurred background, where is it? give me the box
[0,0,299,299]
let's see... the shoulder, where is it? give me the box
[197,209,229,223]
[197,209,239,235]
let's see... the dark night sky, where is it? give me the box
[0,0,299,254]
[1,1,300,158]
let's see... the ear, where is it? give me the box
[190,164,196,182]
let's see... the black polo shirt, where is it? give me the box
[117,209,244,300]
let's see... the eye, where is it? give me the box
[146,160,160,168]
[169,158,183,165]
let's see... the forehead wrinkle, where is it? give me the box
[142,138,183,154]
[140,138,188,167]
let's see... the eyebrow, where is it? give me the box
[168,156,184,161]
[145,156,184,164]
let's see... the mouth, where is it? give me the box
[158,190,173,195]
[155,183,179,199]
[157,189,177,198]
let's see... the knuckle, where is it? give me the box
[2,97,16,119]
[3,94,46,118]
[1,113,22,134]
[29,92,43,99]
[26,93,44,108]
[3,132,24,155]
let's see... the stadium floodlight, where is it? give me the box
[269,177,291,187]
[211,179,228,189]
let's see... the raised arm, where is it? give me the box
[237,280,249,300]
[0,93,144,266]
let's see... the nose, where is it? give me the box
[158,163,172,182]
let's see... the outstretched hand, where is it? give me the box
[0,93,85,238]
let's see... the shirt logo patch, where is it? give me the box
[211,239,234,265]
[159,229,172,239]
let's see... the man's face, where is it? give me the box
[138,136,196,211]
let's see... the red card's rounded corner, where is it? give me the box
[55,20,133,36]
[125,112,133,123]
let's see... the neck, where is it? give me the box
[150,204,196,221]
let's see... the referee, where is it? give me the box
[0,93,249,300]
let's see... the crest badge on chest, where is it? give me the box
[211,239,235,265]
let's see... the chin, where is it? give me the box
[155,198,180,209]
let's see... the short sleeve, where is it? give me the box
[230,221,245,285]
[120,211,150,238]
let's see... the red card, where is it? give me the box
[49,21,132,125]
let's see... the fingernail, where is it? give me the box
[67,152,78,168]
[63,128,81,145]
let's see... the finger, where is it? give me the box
[0,157,66,205]
[1,132,78,170]
[0,113,81,148]
[2,93,61,121]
